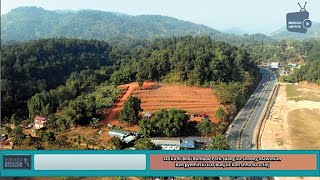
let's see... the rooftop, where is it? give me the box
[34,116,48,121]
[150,137,181,146]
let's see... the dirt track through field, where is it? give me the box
[101,82,138,127]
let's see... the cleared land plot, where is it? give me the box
[134,82,221,123]
[262,83,320,150]
[288,109,320,149]
[286,84,320,102]
[60,126,113,147]
[102,82,222,131]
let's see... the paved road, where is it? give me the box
[240,70,277,149]
[225,68,277,180]
[226,68,277,149]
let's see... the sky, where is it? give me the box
[1,0,320,34]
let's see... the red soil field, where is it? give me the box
[134,82,221,123]
[102,82,222,130]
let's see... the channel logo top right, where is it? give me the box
[286,2,312,33]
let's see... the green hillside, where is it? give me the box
[1,7,221,41]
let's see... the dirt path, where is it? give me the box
[101,82,138,126]
[261,85,290,149]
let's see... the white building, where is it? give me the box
[108,130,130,138]
[150,138,180,150]
[149,137,211,150]
[270,62,279,69]
[108,130,137,144]
[34,116,48,129]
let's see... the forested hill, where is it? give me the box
[1,37,259,122]
[1,7,276,45]
[1,7,221,41]
[1,39,114,118]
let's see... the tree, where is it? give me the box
[148,109,189,137]
[2,38,112,119]
[119,96,143,124]
[42,131,56,144]
[196,118,213,136]
[235,94,247,109]
[139,118,155,137]
[90,118,100,129]
[110,69,133,85]
[3,126,12,134]
[110,137,125,150]
[206,134,230,150]
[133,138,160,150]
[10,114,19,126]
[286,60,320,84]
[136,76,144,90]
[214,107,226,121]
[12,126,25,144]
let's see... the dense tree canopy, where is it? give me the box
[139,109,189,137]
[284,61,320,84]
[12,126,25,145]
[247,39,320,64]
[196,118,219,136]
[128,36,259,86]
[206,135,230,150]
[119,96,143,124]
[1,36,261,132]
[1,38,113,118]
[133,138,160,150]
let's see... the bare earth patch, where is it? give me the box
[133,82,221,123]
[59,126,113,149]
[102,82,221,129]
[288,109,320,149]
[287,82,320,102]
[261,83,320,180]
[61,82,221,148]
[262,83,320,150]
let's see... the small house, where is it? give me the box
[34,116,48,129]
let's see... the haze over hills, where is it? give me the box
[1,6,221,41]
[217,27,249,36]
[2,6,317,44]
[271,22,320,39]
